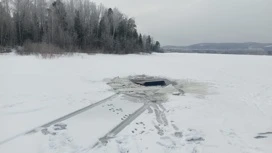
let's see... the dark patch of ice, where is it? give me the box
[255,136,267,139]
[186,137,205,142]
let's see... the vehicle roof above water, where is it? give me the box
[129,76,173,86]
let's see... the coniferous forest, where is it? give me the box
[0,0,161,54]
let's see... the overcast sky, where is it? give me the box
[94,0,272,46]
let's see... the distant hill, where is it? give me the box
[163,43,272,55]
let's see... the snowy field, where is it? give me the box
[0,53,272,153]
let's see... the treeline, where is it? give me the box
[0,0,161,54]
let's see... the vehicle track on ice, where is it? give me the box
[0,94,119,146]
[88,102,151,150]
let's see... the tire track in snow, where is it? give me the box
[0,94,118,146]
[90,102,151,150]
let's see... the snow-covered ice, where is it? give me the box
[0,53,272,153]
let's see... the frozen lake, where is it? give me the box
[0,53,271,153]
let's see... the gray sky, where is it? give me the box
[94,0,272,46]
